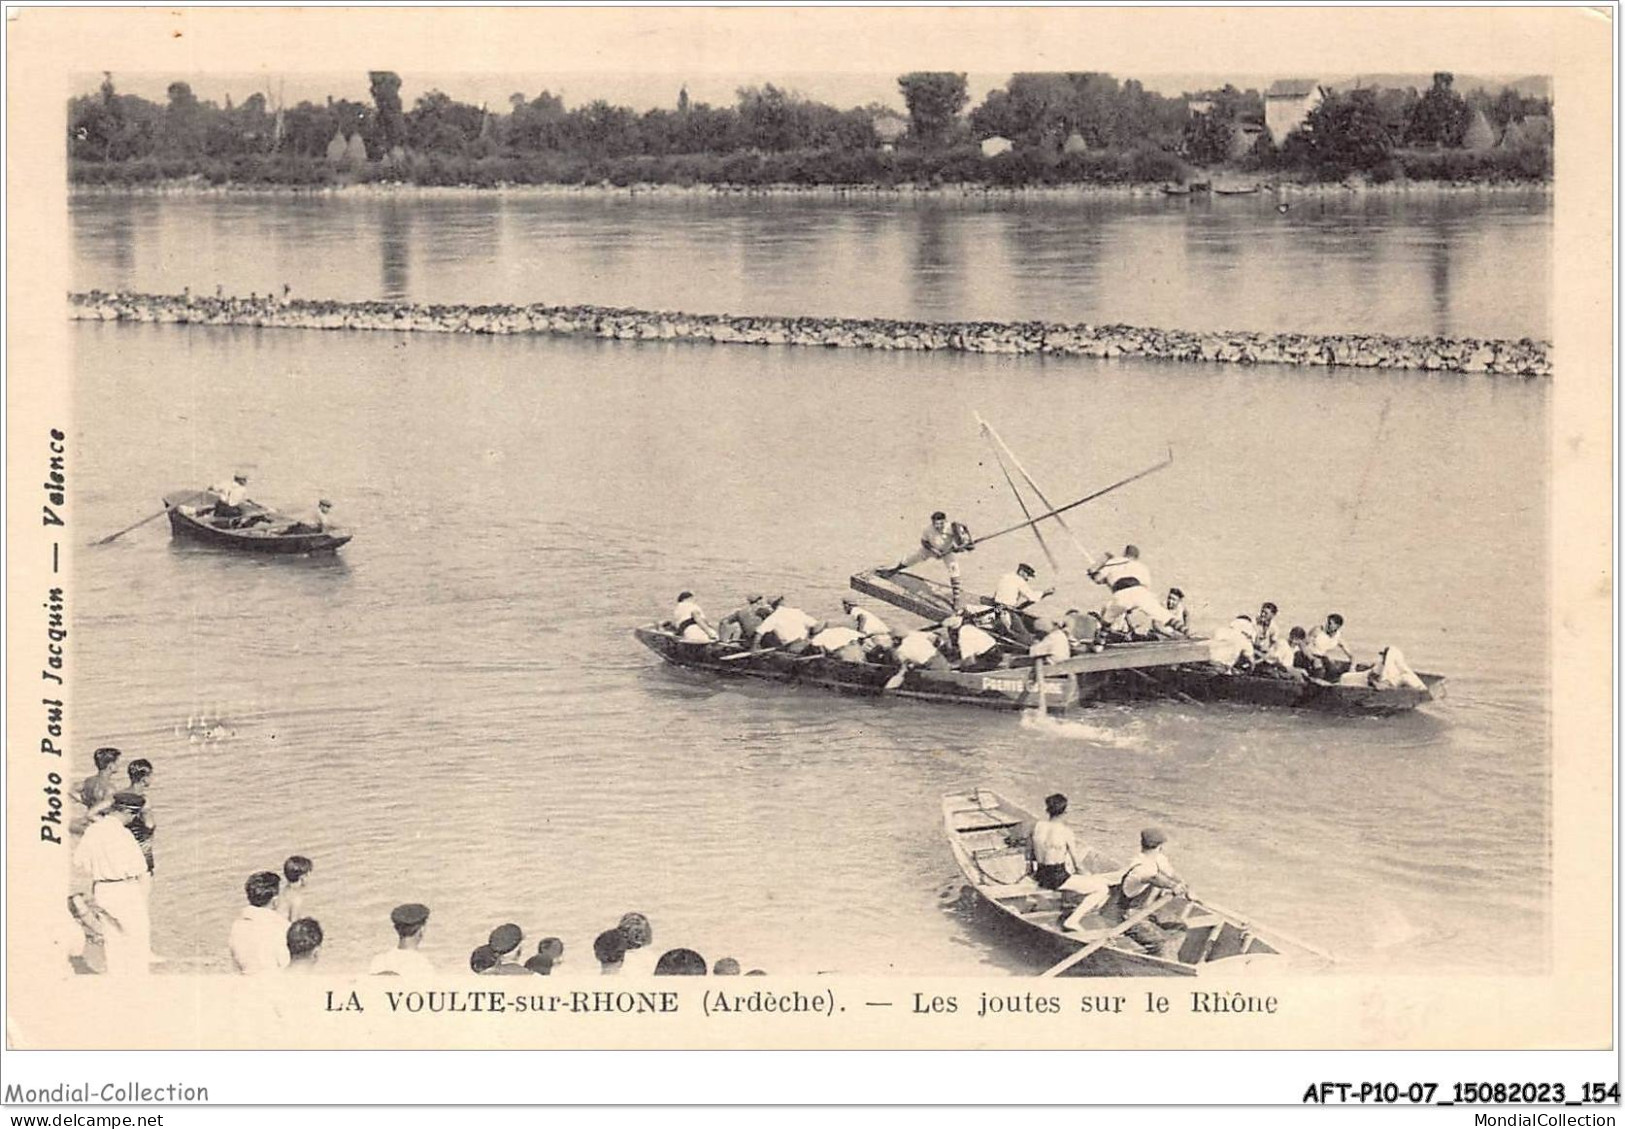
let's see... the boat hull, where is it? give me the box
[165,497,352,554]
[634,626,1082,712]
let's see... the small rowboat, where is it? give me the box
[944,788,1330,976]
[1212,182,1261,196]
[162,491,351,554]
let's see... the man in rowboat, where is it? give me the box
[893,627,952,673]
[671,591,719,643]
[880,510,974,610]
[1115,828,1192,956]
[1028,795,1114,931]
[717,594,771,643]
[1305,614,1356,680]
[279,499,335,536]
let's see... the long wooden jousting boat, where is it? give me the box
[943,788,1331,977]
[852,569,1445,716]
[633,625,1095,712]
[163,491,352,554]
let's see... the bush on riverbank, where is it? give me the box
[72,145,1206,190]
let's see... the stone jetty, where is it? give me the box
[68,291,1551,377]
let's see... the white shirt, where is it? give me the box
[1208,617,1255,666]
[812,626,862,651]
[851,608,890,638]
[1121,849,1172,900]
[219,480,248,506]
[993,573,1043,607]
[956,623,999,661]
[1253,619,1279,653]
[895,631,941,665]
[369,947,435,976]
[1308,625,1351,659]
[1028,630,1072,662]
[230,905,292,974]
[1261,635,1296,667]
[758,606,818,644]
[1097,556,1150,589]
[74,818,147,883]
[673,598,705,626]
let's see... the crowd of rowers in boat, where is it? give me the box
[665,527,1426,689]
[188,472,336,535]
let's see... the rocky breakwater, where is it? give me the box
[69,291,1552,377]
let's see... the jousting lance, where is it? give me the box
[965,448,1175,551]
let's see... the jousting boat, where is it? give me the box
[943,787,1332,977]
[163,490,351,554]
[853,568,1445,716]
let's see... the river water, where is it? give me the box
[71,189,1552,340]
[68,192,1548,977]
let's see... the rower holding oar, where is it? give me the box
[671,591,719,643]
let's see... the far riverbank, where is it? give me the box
[69,177,1551,201]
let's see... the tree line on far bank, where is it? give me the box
[69,70,1553,189]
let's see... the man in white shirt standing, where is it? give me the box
[229,871,290,974]
[369,903,434,976]
[73,792,153,975]
[1089,545,1182,637]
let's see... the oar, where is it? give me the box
[91,490,208,546]
[1040,893,1169,978]
[1030,656,1048,717]
[1190,897,1337,964]
[966,448,1175,550]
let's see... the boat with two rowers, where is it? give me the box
[943,787,1333,976]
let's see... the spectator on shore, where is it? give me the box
[469,945,498,974]
[286,918,323,972]
[281,856,314,921]
[73,792,152,975]
[712,957,742,976]
[125,759,156,874]
[594,929,628,975]
[75,747,123,830]
[654,949,708,975]
[483,923,531,975]
[617,912,657,975]
[229,871,289,974]
[369,903,433,976]
[522,936,564,976]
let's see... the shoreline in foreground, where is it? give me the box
[70,290,1552,377]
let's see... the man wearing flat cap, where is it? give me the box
[482,923,531,975]
[1120,828,1192,956]
[72,792,152,975]
[369,903,434,976]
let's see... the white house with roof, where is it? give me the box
[1264,79,1326,143]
